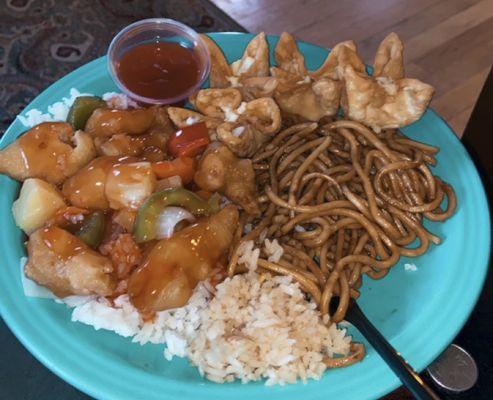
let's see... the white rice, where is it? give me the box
[102,92,138,109]
[17,88,353,385]
[264,238,283,263]
[185,116,201,126]
[66,271,351,385]
[236,240,260,271]
[17,88,136,128]
[404,263,418,271]
[188,272,351,385]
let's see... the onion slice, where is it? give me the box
[156,207,196,239]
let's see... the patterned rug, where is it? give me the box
[0,0,245,133]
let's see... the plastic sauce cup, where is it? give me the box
[107,18,210,105]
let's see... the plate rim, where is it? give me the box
[0,32,490,400]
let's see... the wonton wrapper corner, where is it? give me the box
[341,32,434,131]
[200,32,275,101]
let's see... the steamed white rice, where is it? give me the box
[64,270,351,385]
[18,89,353,385]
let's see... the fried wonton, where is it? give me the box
[200,32,277,100]
[230,33,270,78]
[217,98,282,157]
[200,34,232,89]
[310,40,366,80]
[271,67,340,121]
[272,32,350,121]
[340,33,434,131]
[239,76,278,101]
[342,65,434,131]
[373,32,404,80]
[190,88,242,118]
[274,32,308,77]
[170,88,281,157]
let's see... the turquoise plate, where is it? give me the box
[0,33,490,400]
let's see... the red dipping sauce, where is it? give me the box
[115,42,201,101]
[107,19,210,105]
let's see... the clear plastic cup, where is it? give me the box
[107,18,210,105]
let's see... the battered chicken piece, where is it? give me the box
[25,226,116,297]
[85,106,172,137]
[194,143,259,214]
[128,205,239,313]
[93,131,168,161]
[0,122,96,184]
[62,156,125,209]
[62,156,156,210]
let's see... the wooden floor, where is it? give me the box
[211,0,493,137]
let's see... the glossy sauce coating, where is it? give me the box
[85,106,171,137]
[115,42,201,101]
[18,123,73,174]
[95,131,169,161]
[62,156,137,209]
[128,206,238,313]
[40,225,85,260]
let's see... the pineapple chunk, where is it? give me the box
[12,178,66,234]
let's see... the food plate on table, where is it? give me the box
[0,30,490,400]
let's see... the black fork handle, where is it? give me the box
[346,302,441,400]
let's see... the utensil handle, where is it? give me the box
[347,303,441,400]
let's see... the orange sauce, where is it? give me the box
[127,207,239,314]
[127,220,217,313]
[115,42,201,101]
[40,226,85,260]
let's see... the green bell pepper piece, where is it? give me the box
[67,96,106,130]
[75,210,106,249]
[134,188,220,243]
